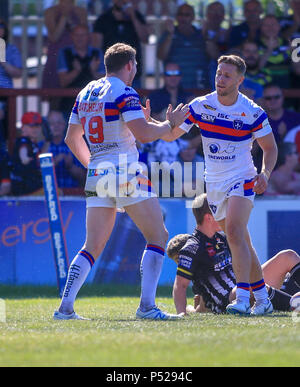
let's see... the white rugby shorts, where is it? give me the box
[206,175,256,221]
[85,164,157,208]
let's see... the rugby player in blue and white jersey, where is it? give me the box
[160,55,278,315]
[53,43,188,321]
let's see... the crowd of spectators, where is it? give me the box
[0,18,22,151]
[92,0,149,88]
[42,0,88,90]
[0,110,86,197]
[57,23,105,117]
[1,0,300,198]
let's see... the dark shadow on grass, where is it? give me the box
[225,312,292,318]
[90,317,191,323]
[0,284,194,300]
[259,312,291,318]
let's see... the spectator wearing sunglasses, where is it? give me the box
[251,84,300,174]
[262,84,300,144]
[147,63,194,123]
[284,124,300,165]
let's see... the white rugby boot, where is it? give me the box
[226,300,251,316]
[251,299,273,316]
[136,306,184,320]
[53,310,91,321]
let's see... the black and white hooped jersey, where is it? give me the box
[176,229,236,313]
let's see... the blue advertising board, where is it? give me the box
[268,211,300,258]
[0,198,85,285]
[247,198,300,263]
[1,197,300,287]
[0,198,186,286]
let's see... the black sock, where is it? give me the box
[281,263,300,296]
[268,287,291,312]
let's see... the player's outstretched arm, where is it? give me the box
[254,132,278,194]
[127,103,188,144]
[141,99,162,125]
[173,275,191,315]
[65,123,91,168]
[160,104,189,142]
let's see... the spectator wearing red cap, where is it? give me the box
[21,112,42,125]
[10,112,45,196]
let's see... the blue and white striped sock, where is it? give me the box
[251,279,269,304]
[139,244,165,312]
[236,282,251,305]
[60,250,95,314]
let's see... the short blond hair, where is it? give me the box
[218,55,246,75]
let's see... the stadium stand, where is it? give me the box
[1,0,300,197]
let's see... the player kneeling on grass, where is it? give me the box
[53,43,188,321]
[168,194,300,315]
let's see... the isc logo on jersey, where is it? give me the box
[218,113,230,120]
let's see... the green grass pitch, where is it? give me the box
[0,285,299,367]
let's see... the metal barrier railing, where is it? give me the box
[1,87,299,155]
[0,87,213,154]
[5,1,293,122]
